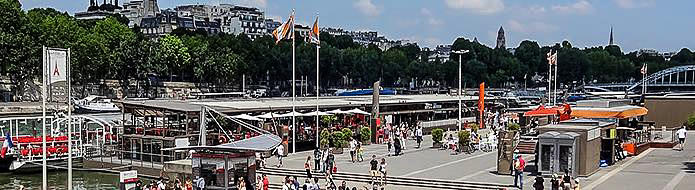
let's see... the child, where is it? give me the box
[357,143,364,162]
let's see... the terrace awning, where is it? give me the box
[230,114,263,121]
[300,111,332,116]
[571,106,648,119]
[163,134,282,152]
[327,109,350,114]
[346,108,370,115]
[524,105,563,117]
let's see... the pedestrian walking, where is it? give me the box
[393,137,402,156]
[550,174,560,190]
[357,142,364,162]
[513,155,526,189]
[195,176,206,190]
[349,138,358,163]
[678,125,687,151]
[387,138,392,155]
[533,174,545,190]
[415,126,423,148]
[238,177,247,190]
[322,148,329,173]
[282,176,293,190]
[379,158,388,186]
[275,144,285,168]
[305,156,313,179]
[262,175,269,190]
[256,176,263,190]
[314,148,322,171]
[369,155,379,184]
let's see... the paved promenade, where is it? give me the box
[264,132,695,190]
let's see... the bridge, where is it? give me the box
[587,65,695,92]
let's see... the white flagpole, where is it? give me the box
[67,48,73,190]
[291,9,296,154]
[548,53,552,105]
[42,46,48,190]
[315,14,320,149]
[554,56,558,105]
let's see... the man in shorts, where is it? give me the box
[677,125,687,151]
[369,155,379,184]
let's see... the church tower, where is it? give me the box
[609,26,614,45]
[496,26,506,49]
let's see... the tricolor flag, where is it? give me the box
[1,133,13,158]
[272,11,295,44]
[309,16,320,45]
[547,51,558,65]
[641,63,647,75]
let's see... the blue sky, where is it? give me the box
[20,0,693,52]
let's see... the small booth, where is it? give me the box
[166,134,282,190]
[537,119,613,177]
[538,131,580,177]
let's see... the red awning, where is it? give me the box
[524,105,563,117]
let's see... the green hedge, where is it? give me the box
[360,126,371,143]
[432,128,444,143]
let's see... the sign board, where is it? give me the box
[119,170,138,183]
[587,128,601,141]
[609,128,617,139]
[175,138,190,148]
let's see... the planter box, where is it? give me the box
[432,142,443,149]
[332,147,344,154]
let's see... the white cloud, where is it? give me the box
[615,0,655,9]
[551,0,593,15]
[444,0,504,15]
[528,5,547,15]
[354,0,380,17]
[238,0,267,8]
[507,19,557,34]
[420,8,443,27]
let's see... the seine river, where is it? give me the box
[0,171,119,190]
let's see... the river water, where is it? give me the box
[0,171,119,190]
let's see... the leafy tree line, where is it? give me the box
[2,0,695,100]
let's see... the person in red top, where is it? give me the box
[262,174,269,190]
[514,155,526,189]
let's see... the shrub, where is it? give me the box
[320,138,330,149]
[320,129,331,139]
[331,131,346,148]
[432,128,444,143]
[468,123,479,133]
[342,128,354,140]
[321,115,337,126]
[458,130,471,146]
[360,126,371,143]
[686,113,695,130]
[507,122,521,131]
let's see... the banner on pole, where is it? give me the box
[46,49,68,84]
[478,82,485,129]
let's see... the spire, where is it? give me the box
[496,25,506,49]
[609,26,614,45]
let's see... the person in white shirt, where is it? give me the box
[677,126,687,151]
[349,138,357,163]
[415,126,423,148]
[276,144,285,167]
[157,179,166,190]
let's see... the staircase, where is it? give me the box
[516,136,537,154]
[258,167,514,190]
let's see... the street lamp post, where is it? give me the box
[452,50,469,131]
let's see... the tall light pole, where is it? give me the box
[452,50,469,131]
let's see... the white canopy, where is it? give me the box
[346,108,370,115]
[276,111,304,118]
[230,114,263,121]
[327,109,350,114]
[255,112,276,119]
[301,111,333,116]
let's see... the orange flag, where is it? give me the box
[478,82,485,129]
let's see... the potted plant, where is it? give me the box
[320,129,331,150]
[360,126,371,144]
[342,128,354,140]
[322,115,338,127]
[331,131,345,154]
[507,122,520,131]
[431,128,444,148]
[458,130,471,153]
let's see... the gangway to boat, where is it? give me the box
[0,113,122,171]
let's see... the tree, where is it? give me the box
[1,0,38,101]
[671,48,694,64]
[155,34,190,81]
